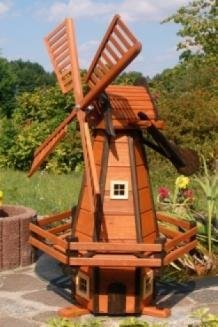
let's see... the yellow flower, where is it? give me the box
[0,190,3,206]
[175,175,189,189]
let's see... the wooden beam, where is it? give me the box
[165,227,197,252]
[69,255,161,267]
[157,212,192,229]
[159,225,182,239]
[37,210,72,226]
[29,236,68,264]
[69,242,162,252]
[163,240,197,265]
[47,222,71,234]
[29,223,68,249]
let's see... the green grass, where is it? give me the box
[0,160,206,216]
[0,169,82,215]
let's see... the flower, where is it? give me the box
[182,189,194,202]
[0,190,3,206]
[175,175,190,189]
[158,186,170,201]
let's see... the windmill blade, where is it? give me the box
[29,16,141,178]
[30,17,100,198]
[77,111,100,212]
[44,18,83,99]
[44,17,99,201]
[138,112,199,176]
[86,14,141,91]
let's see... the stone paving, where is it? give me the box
[0,254,217,327]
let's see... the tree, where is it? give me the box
[0,85,83,172]
[10,59,55,94]
[0,58,55,117]
[163,0,217,62]
[150,59,217,162]
[114,71,147,86]
[0,58,17,117]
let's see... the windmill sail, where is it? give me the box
[29,15,141,177]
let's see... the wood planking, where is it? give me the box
[102,133,136,240]
[134,137,157,243]
[106,85,157,121]
[102,215,136,241]
[98,268,136,313]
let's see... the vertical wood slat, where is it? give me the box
[77,111,95,214]
[128,135,143,242]
[66,18,83,103]
[84,122,100,196]
[93,132,109,241]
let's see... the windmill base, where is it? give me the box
[58,304,89,318]
[58,303,171,319]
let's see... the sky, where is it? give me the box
[0,0,190,77]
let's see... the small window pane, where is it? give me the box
[110,181,128,199]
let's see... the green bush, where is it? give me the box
[0,85,83,173]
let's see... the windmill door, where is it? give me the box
[108,282,126,315]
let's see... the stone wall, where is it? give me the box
[0,205,37,270]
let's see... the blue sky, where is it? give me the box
[0,0,190,77]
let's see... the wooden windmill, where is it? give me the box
[29,16,198,318]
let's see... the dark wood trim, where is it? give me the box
[128,133,143,242]
[92,267,100,314]
[93,131,109,241]
[135,268,142,313]
[139,132,159,238]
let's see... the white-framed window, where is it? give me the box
[110,180,128,199]
[142,270,153,299]
[76,271,90,300]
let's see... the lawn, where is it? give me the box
[0,169,82,215]
[0,156,205,216]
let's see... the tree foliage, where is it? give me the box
[10,59,55,93]
[0,86,82,173]
[0,0,217,172]
[150,59,217,161]
[0,58,55,117]
[163,0,217,62]
[0,58,17,117]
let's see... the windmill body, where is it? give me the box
[29,16,198,317]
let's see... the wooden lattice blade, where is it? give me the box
[44,18,83,100]
[86,14,141,93]
[44,17,100,200]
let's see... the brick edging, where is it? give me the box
[0,205,37,271]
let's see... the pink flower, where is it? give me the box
[182,189,194,201]
[158,187,170,200]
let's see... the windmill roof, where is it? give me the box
[90,85,163,130]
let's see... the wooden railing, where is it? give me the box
[29,210,197,268]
